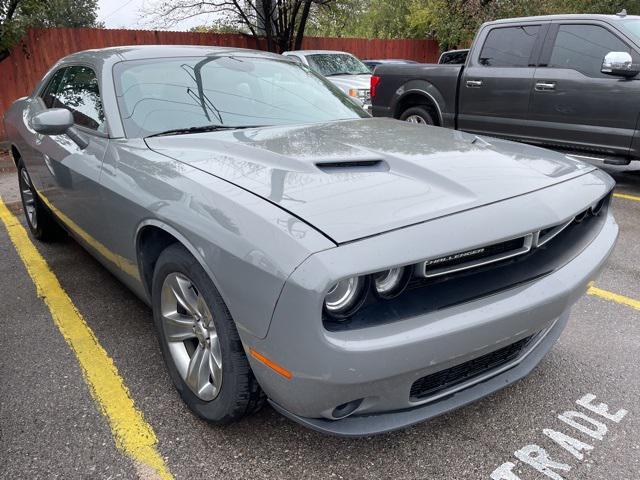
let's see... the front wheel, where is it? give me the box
[399,106,436,126]
[151,243,264,423]
[17,162,64,241]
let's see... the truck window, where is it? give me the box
[479,26,540,67]
[548,24,631,78]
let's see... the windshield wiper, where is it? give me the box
[147,124,266,138]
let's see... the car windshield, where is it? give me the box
[306,53,371,76]
[619,19,640,44]
[113,55,368,137]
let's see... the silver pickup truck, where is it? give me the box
[372,12,640,164]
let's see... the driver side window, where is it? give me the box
[42,65,106,132]
[40,68,67,109]
[549,24,634,78]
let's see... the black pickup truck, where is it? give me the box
[371,13,640,164]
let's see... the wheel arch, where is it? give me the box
[10,144,21,167]
[135,220,225,305]
[392,81,447,126]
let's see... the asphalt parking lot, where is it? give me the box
[0,149,638,480]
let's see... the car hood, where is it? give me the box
[146,118,595,244]
[325,74,371,93]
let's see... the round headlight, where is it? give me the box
[324,276,367,318]
[590,197,607,216]
[574,210,589,223]
[373,267,409,299]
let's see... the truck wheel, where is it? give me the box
[400,106,435,126]
[152,243,265,424]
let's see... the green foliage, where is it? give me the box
[0,0,100,59]
[408,0,640,50]
[306,0,369,37]
[309,0,640,47]
[189,23,248,34]
[307,0,415,38]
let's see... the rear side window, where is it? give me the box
[40,68,67,108]
[479,26,540,67]
[439,50,468,65]
[549,24,631,77]
[56,66,106,132]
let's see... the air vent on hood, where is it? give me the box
[316,159,389,173]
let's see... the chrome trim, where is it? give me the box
[410,319,557,406]
[421,233,533,278]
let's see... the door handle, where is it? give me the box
[535,81,556,91]
[465,80,483,88]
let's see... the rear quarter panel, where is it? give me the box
[371,64,463,127]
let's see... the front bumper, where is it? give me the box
[269,310,568,437]
[244,171,617,436]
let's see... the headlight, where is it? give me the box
[590,196,607,216]
[373,267,410,299]
[348,88,369,100]
[324,276,368,318]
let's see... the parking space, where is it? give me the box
[0,150,638,480]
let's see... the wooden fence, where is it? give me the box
[0,27,439,139]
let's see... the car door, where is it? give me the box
[28,64,111,256]
[527,22,640,157]
[458,23,548,139]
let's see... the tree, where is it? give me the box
[307,0,414,38]
[408,0,640,51]
[146,0,333,53]
[305,0,368,37]
[0,0,100,62]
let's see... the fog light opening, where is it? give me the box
[331,398,363,419]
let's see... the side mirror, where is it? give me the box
[31,108,88,149]
[32,108,74,135]
[601,51,639,77]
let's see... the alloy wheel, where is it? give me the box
[160,272,223,401]
[19,168,37,229]
[405,114,428,125]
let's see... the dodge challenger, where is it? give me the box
[3,46,618,436]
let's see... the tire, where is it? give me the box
[151,243,264,424]
[17,160,64,242]
[399,106,436,126]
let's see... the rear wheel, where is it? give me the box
[399,106,436,126]
[17,161,64,241]
[151,243,264,423]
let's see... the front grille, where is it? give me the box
[422,236,528,277]
[409,335,534,401]
[324,191,612,332]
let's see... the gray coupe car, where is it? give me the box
[3,46,618,436]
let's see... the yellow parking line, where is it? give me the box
[588,285,640,311]
[0,198,173,480]
[613,192,640,203]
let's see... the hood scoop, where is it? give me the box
[146,118,594,243]
[315,159,389,173]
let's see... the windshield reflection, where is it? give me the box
[114,55,368,138]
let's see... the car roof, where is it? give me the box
[486,13,640,26]
[283,50,351,56]
[363,59,416,63]
[58,45,285,64]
